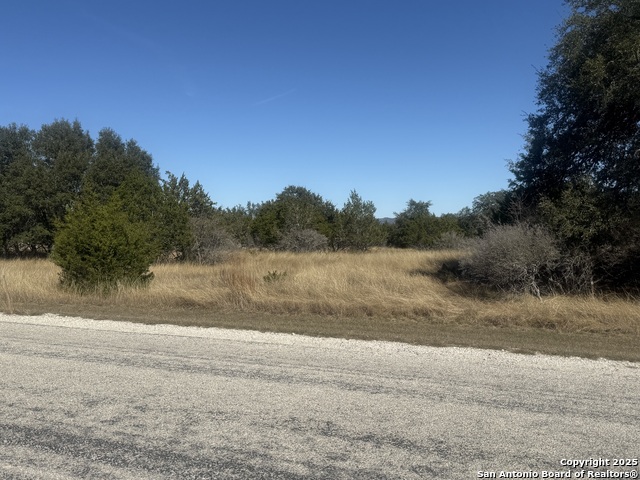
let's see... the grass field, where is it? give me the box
[2,249,639,361]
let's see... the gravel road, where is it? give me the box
[1,313,638,479]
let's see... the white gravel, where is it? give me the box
[2,311,637,370]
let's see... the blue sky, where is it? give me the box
[2,0,568,217]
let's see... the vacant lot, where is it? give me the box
[1,249,639,361]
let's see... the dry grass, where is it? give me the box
[2,249,639,360]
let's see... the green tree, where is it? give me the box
[388,200,439,249]
[116,172,192,260]
[251,200,281,247]
[51,191,157,292]
[457,190,510,237]
[84,128,159,200]
[219,204,256,247]
[511,0,640,200]
[31,119,94,249]
[162,171,216,218]
[510,0,640,288]
[0,124,45,255]
[335,190,386,251]
[251,186,337,248]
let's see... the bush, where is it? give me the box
[277,229,328,252]
[188,216,238,264]
[433,230,466,250]
[52,193,157,292]
[263,270,288,283]
[461,224,560,297]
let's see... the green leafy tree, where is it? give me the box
[457,190,510,237]
[274,185,337,236]
[388,199,439,249]
[511,0,640,200]
[251,200,282,247]
[538,179,609,252]
[0,124,46,255]
[116,172,192,260]
[335,190,386,251]
[31,119,94,249]
[51,191,157,292]
[162,171,216,218]
[251,186,337,248]
[510,0,640,288]
[84,128,160,200]
[219,204,256,247]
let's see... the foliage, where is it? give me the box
[115,172,192,260]
[51,191,157,292]
[461,224,561,297]
[84,128,160,201]
[511,0,640,200]
[334,190,386,250]
[162,171,216,218]
[277,228,328,252]
[433,230,466,249]
[537,179,609,252]
[456,190,511,237]
[251,186,337,249]
[0,120,198,261]
[0,123,49,254]
[218,204,256,247]
[251,200,282,247]
[188,216,238,264]
[263,270,288,283]
[509,0,640,289]
[388,200,439,249]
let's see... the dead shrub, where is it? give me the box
[461,224,560,297]
[277,229,328,252]
[189,217,239,264]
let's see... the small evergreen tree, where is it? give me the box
[335,190,385,251]
[51,191,157,292]
[388,200,439,249]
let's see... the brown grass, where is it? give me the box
[2,249,639,360]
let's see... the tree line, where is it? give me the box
[0,119,488,260]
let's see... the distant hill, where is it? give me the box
[377,217,395,225]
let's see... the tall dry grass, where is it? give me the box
[1,249,639,335]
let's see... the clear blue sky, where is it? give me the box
[2,0,568,217]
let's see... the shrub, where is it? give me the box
[51,193,157,292]
[277,229,328,252]
[263,270,288,283]
[461,224,560,297]
[433,230,466,250]
[188,216,238,264]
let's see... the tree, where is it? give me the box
[0,124,44,255]
[51,191,157,292]
[388,200,439,249]
[511,0,640,200]
[334,190,386,250]
[188,215,238,264]
[510,0,640,288]
[457,190,510,237]
[32,119,94,248]
[162,171,216,218]
[116,172,192,260]
[218,204,256,247]
[84,128,159,200]
[251,186,337,248]
[251,200,281,247]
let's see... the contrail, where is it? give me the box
[254,88,296,106]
